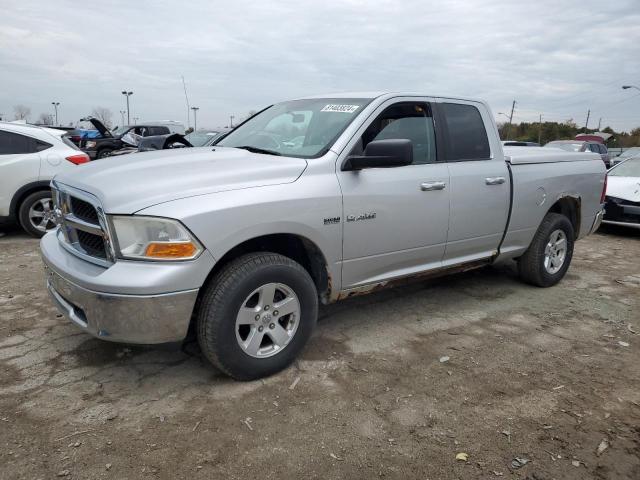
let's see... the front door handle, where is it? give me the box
[485,177,506,185]
[421,181,446,191]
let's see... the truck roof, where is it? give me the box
[294,92,488,104]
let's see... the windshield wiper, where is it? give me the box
[234,145,281,156]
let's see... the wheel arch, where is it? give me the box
[546,195,581,239]
[200,233,333,305]
[10,180,52,216]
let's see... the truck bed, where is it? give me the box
[504,146,601,164]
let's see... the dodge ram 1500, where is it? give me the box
[41,92,606,380]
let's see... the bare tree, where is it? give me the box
[13,105,31,121]
[36,113,53,125]
[91,107,113,128]
[245,110,257,120]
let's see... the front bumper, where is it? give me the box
[603,196,640,229]
[45,264,198,343]
[41,230,215,344]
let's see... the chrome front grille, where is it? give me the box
[52,181,115,266]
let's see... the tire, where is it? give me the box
[197,252,318,380]
[18,190,56,238]
[96,148,113,159]
[518,213,574,287]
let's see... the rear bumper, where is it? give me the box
[590,208,604,234]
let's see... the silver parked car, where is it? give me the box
[602,157,640,229]
[611,147,640,167]
[41,92,606,380]
[544,140,611,168]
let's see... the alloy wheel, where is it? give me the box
[235,282,301,358]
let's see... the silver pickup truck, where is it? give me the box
[41,92,606,380]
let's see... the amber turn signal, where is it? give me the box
[144,242,198,259]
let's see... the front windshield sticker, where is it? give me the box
[321,104,360,113]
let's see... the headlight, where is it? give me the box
[110,216,203,261]
[86,141,97,148]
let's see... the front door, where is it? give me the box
[336,99,450,289]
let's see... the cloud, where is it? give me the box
[1,0,638,131]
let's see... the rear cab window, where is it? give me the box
[437,103,491,161]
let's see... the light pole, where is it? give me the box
[622,85,640,92]
[191,107,199,131]
[121,91,133,124]
[133,117,139,125]
[497,111,513,139]
[229,115,235,128]
[51,102,60,126]
[538,114,543,145]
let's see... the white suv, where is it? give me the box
[0,122,89,237]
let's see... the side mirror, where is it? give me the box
[342,139,413,171]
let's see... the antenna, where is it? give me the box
[182,75,191,129]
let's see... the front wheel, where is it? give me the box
[197,253,318,380]
[518,213,574,287]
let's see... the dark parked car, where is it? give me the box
[502,141,541,147]
[544,140,612,168]
[79,118,174,159]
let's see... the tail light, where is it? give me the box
[600,174,607,203]
[66,153,90,165]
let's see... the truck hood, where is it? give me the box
[606,176,640,203]
[54,147,308,213]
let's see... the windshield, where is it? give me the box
[544,142,585,152]
[186,131,220,147]
[619,147,640,159]
[112,126,130,136]
[609,158,640,177]
[61,136,80,151]
[215,98,372,158]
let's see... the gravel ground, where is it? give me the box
[0,225,639,480]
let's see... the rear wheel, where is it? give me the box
[18,191,56,238]
[518,213,574,287]
[197,252,318,380]
[96,148,113,159]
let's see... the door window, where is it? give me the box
[148,126,170,135]
[439,103,490,161]
[0,130,36,154]
[353,102,437,164]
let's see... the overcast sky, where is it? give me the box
[1,0,639,132]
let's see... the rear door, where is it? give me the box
[337,98,450,288]
[435,101,510,264]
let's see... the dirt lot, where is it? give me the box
[0,226,639,480]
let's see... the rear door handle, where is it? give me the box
[420,181,446,191]
[485,177,506,185]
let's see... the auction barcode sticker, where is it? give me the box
[321,104,360,113]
